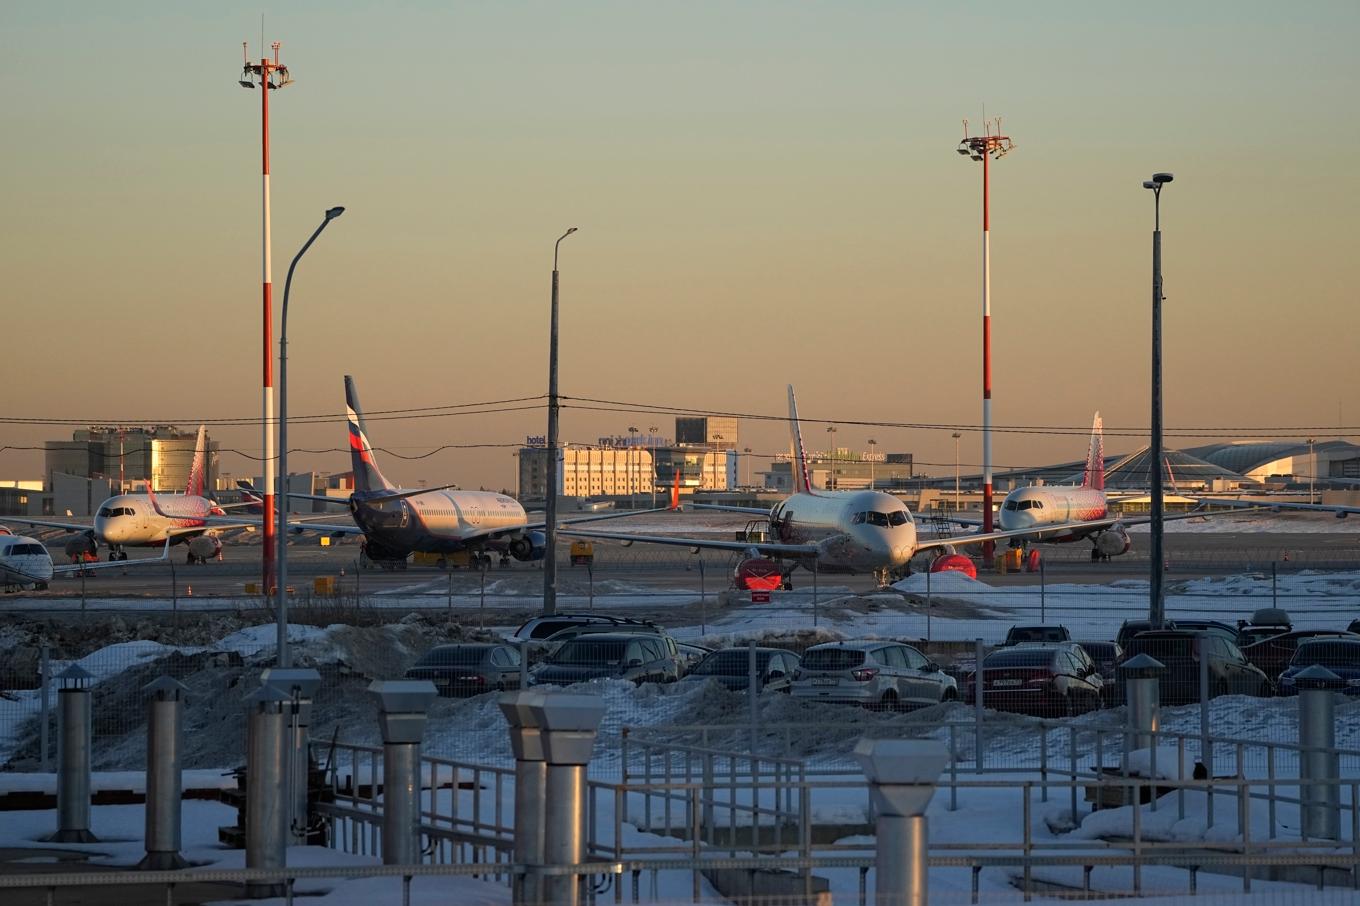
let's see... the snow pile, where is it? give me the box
[1125,745,1191,780]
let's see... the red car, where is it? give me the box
[963,644,1103,717]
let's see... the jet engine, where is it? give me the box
[64,532,98,561]
[508,531,547,562]
[1094,525,1131,557]
[734,557,783,591]
[187,535,223,563]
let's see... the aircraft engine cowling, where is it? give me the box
[509,531,547,562]
[188,535,223,561]
[1095,525,1131,557]
[733,557,783,591]
[64,533,97,560]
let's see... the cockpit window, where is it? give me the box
[851,513,865,525]
[1004,500,1018,511]
[1032,501,1043,510]
[866,512,890,527]
[98,507,113,518]
[888,511,910,526]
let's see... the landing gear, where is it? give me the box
[873,567,893,588]
[108,548,128,562]
[499,555,511,569]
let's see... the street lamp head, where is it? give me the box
[564,227,578,236]
[325,206,345,220]
[1142,181,1157,190]
[1152,172,1174,184]
[239,78,255,89]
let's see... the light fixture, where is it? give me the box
[956,146,971,156]
[325,206,345,220]
[1142,181,1157,189]
[1153,172,1174,184]
[239,72,255,89]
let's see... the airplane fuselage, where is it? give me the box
[351,488,532,558]
[95,494,223,547]
[0,532,55,587]
[997,486,1110,542]
[767,490,919,571]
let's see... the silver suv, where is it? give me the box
[791,640,958,710]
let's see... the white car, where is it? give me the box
[791,640,958,710]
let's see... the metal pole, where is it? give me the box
[370,682,436,866]
[245,685,288,899]
[480,560,487,629]
[1039,556,1046,623]
[543,228,577,616]
[1199,641,1213,827]
[39,645,50,772]
[535,693,605,906]
[258,52,278,601]
[170,562,177,626]
[1272,561,1277,609]
[748,641,759,754]
[139,678,189,869]
[1297,667,1342,840]
[974,638,985,770]
[276,209,342,669]
[1146,176,1172,629]
[855,739,947,906]
[50,674,96,843]
[500,692,548,906]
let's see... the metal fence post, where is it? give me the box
[244,682,289,899]
[371,681,437,866]
[500,691,549,906]
[1296,665,1343,840]
[48,665,96,843]
[528,692,606,906]
[973,638,985,771]
[39,645,51,772]
[748,641,760,755]
[261,668,322,846]
[854,738,949,906]
[138,677,190,869]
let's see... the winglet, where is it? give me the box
[146,481,167,518]
[1082,412,1105,491]
[787,385,813,495]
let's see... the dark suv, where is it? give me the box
[528,633,682,687]
[964,643,1102,716]
[1117,631,1271,704]
[510,613,660,642]
[1241,630,1360,683]
[1002,625,1072,646]
[1116,620,1178,648]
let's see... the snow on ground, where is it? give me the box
[1125,513,1359,534]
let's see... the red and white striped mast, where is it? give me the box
[957,118,1014,561]
[239,41,292,594]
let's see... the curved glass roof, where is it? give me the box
[1182,440,1360,475]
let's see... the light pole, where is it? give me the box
[275,206,344,668]
[957,118,1014,561]
[543,227,577,616]
[648,425,660,506]
[238,41,293,596]
[825,426,838,491]
[628,427,639,507]
[1143,171,1174,628]
[952,432,962,511]
[868,439,877,490]
[1307,437,1316,504]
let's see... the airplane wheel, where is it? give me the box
[436,558,447,570]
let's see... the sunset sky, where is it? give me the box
[3,2,1357,492]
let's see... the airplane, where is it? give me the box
[6,426,263,564]
[0,526,172,591]
[560,385,1086,588]
[245,375,672,570]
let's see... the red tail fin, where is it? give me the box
[1082,413,1105,491]
[670,469,681,510]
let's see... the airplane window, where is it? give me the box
[1017,500,1032,510]
[851,513,866,524]
[866,512,890,527]
[1003,501,1018,511]
[124,508,136,516]
[888,511,910,526]
[98,507,114,518]
[1032,501,1043,510]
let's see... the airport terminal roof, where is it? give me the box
[1182,440,1360,475]
[1059,446,1244,489]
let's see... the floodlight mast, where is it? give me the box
[956,118,1015,563]
[238,40,292,598]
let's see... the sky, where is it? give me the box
[2,1,1358,492]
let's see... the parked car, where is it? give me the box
[1117,631,1271,704]
[1277,639,1360,696]
[1001,625,1071,646]
[680,647,801,693]
[528,633,682,687]
[1235,608,1292,648]
[963,644,1102,716]
[1116,619,1178,648]
[1241,630,1360,683]
[675,642,715,676]
[509,613,660,642]
[790,640,957,710]
[1075,641,1123,684]
[537,622,667,659]
[404,643,523,697]
[1171,619,1239,642]
[1347,618,1360,636]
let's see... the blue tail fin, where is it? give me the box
[345,376,395,492]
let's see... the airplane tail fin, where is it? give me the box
[670,468,681,510]
[184,425,208,497]
[345,376,396,493]
[235,480,264,513]
[787,385,813,494]
[1082,412,1105,491]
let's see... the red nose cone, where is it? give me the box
[735,558,783,590]
[930,554,977,579]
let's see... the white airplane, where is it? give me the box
[228,375,670,569]
[0,526,172,591]
[8,426,262,564]
[561,385,1071,587]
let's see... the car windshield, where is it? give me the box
[528,620,586,639]
[550,640,625,666]
[694,651,771,676]
[416,647,485,667]
[1127,636,1195,658]
[1239,628,1286,647]
[802,648,865,671]
[1008,628,1061,642]
[1291,642,1360,669]
[985,650,1053,668]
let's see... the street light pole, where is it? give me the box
[1307,437,1316,504]
[543,227,577,616]
[868,439,877,490]
[952,431,962,511]
[238,41,293,597]
[628,426,639,508]
[275,206,344,669]
[825,426,837,491]
[1143,172,1174,629]
[649,425,659,507]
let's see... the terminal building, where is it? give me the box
[44,426,219,494]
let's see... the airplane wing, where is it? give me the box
[52,539,173,575]
[916,506,1274,553]
[689,503,771,516]
[2,516,92,534]
[1189,498,1359,517]
[559,526,819,557]
[522,506,681,532]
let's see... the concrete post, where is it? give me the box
[49,665,97,843]
[262,667,322,845]
[527,693,606,906]
[1295,665,1343,840]
[1119,654,1164,753]
[244,683,289,899]
[370,680,438,866]
[854,737,949,906]
[500,691,549,906]
[137,676,190,870]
